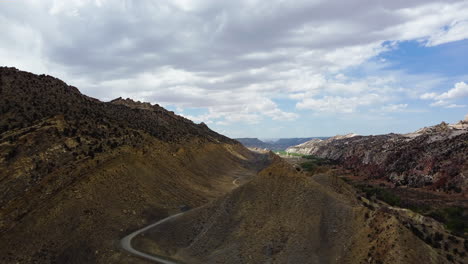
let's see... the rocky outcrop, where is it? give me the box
[286,133,358,155]
[286,122,468,192]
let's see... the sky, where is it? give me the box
[1,0,468,138]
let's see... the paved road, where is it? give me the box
[232,178,240,187]
[120,213,184,264]
[121,177,242,263]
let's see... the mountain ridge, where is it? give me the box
[0,67,264,263]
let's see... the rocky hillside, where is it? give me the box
[286,122,468,193]
[0,67,265,263]
[0,67,234,143]
[133,156,463,264]
[235,138,271,149]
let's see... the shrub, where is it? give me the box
[446,254,454,262]
[434,232,444,242]
[5,147,18,161]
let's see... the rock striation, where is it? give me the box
[286,122,468,192]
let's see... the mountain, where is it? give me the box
[235,137,326,150]
[286,122,468,193]
[235,137,271,149]
[131,155,462,263]
[0,67,268,263]
[1,67,466,264]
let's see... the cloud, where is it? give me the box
[1,0,468,126]
[420,92,438,100]
[381,104,408,112]
[430,101,465,108]
[421,81,468,100]
[437,82,468,100]
[427,20,468,46]
[296,94,388,113]
[421,82,468,108]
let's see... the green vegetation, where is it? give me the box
[274,150,302,156]
[355,184,401,207]
[354,183,467,237]
[301,155,335,166]
[405,203,432,215]
[428,207,467,236]
[300,155,335,174]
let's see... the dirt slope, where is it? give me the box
[135,156,453,264]
[0,67,264,263]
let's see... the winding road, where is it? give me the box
[120,212,183,264]
[232,178,240,187]
[121,176,242,263]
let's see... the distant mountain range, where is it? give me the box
[235,137,328,150]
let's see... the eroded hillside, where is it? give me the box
[286,123,468,193]
[134,156,463,263]
[0,67,267,263]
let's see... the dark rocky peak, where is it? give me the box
[110,97,162,112]
[198,122,209,129]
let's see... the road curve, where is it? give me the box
[121,177,242,263]
[232,178,240,187]
[120,212,184,264]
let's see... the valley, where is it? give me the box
[0,67,466,264]
[128,155,465,263]
[0,67,270,263]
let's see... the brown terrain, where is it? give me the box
[1,67,467,264]
[0,67,268,263]
[134,156,466,263]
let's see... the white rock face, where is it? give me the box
[287,117,468,156]
[284,117,468,192]
[285,133,359,155]
[404,120,468,142]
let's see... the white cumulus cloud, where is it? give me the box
[421,82,468,108]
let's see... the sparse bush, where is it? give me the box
[95,144,103,153]
[446,254,454,262]
[5,147,18,161]
[425,235,433,245]
[434,232,444,242]
[409,225,424,240]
